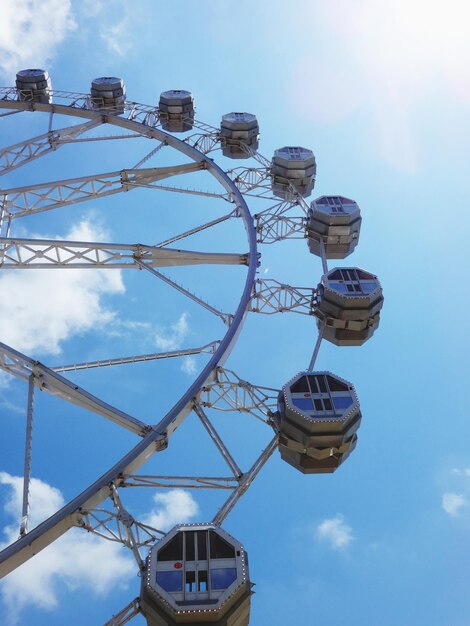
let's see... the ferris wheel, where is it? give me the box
[0,70,383,625]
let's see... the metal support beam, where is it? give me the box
[20,375,35,537]
[184,132,220,154]
[0,119,102,176]
[132,140,166,168]
[1,161,206,219]
[212,436,277,526]
[308,324,324,372]
[135,181,230,200]
[109,484,145,570]
[319,236,328,275]
[52,341,220,373]
[103,598,141,626]
[78,504,163,549]
[120,475,237,490]
[154,209,238,248]
[198,367,278,423]
[0,93,259,580]
[249,279,316,316]
[255,214,306,243]
[193,404,242,478]
[0,237,248,269]
[227,166,271,194]
[137,261,233,325]
[0,342,148,435]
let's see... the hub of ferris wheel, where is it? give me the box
[6,69,384,626]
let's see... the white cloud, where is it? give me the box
[0,0,76,79]
[316,514,354,550]
[154,312,190,351]
[442,492,468,517]
[0,372,11,389]
[81,0,105,16]
[0,219,124,356]
[143,490,199,532]
[0,472,134,624]
[0,398,23,415]
[100,19,133,57]
[181,356,197,375]
[452,468,470,477]
[291,0,470,171]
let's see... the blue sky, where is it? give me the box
[0,0,469,624]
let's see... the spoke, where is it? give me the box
[1,161,206,219]
[193,404,243,478]
[0,201,11,239]
[0,342,148,435]
[121,475,237,489]
[319,235,328,274]
[60,133,144,143]
[132,140,166,168]
[137,261,233,325]
[20,375,35,537]
[52,341,220,372]
[212,436,277,526]
[103,598,141,626]
[0,119,102,176]
[141,182,230,200]
[0,109,23,118]
[155,209,238,248]
[308,324,324,371]
[0,237,248,269]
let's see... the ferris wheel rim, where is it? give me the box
[0,96,260,578]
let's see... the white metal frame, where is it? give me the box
[0,87,327,623]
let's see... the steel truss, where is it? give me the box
[0,86,323,625]
[0,162,206,219]
[0,93,262,590]
[197,366,279,423]
[0,118,103,176]
[249,278,317,315]
[0,342,149,435]
[0,237,247,269]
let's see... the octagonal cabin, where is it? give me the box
[90,77,126,114]
[220,112,259,159]
[307,196,362,259]
[316,267,384,346]
[158,90,195,132]
[277,371,361,474]
[271,146,316,200]
[16,69,52,104]
[141,524,252,625]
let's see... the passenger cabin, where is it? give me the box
[158,90,195,132]
[16,69,52,104]
[90,76,126,114]
[141,524,252,625]
[220,112,259,159]
[271,146,316,200]
[316,267,384,346]
[306,196,362,259]
[277,371,361,473]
